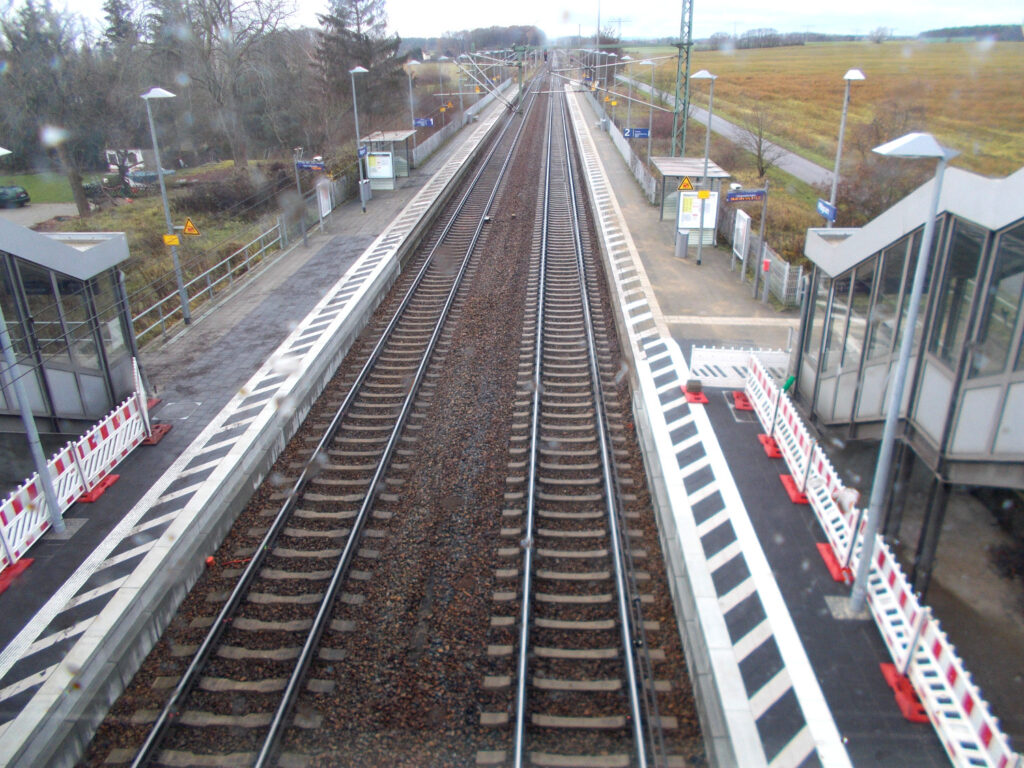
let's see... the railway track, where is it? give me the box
[85,73,703,768]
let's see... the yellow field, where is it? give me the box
[627,41,1024,178]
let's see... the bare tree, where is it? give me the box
[152,0,291,168]
[0,1,93,216]
[736,106,786,178]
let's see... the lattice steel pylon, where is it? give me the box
[670,0,695,157]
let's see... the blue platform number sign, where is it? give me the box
[624,127,650,139]
[357,145,368,158]
[816,198,837,222]
[413,117,434,127]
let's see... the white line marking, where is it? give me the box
[0,665,57,704]
[718,578,757,615]
[750,668,792,719]
[664,315,800,327]
[60,577,127,613]
[734,619,773,663]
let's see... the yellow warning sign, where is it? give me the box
[678,177,694,191]
[182,217,200,236]
[163,234,180,246]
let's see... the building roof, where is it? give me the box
[650,156,731,180]
[362,130,417,143]
[805,166,1024,278]
[0,218,130,281]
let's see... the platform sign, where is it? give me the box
[678,176,694,191]
[725,189,766,203]
[413,117,434,127]
[295,160,325,170]
[676,191,719,234]
[732,209,751,263]
[357,145,368,158]
[163,234,180,246]
[623,127,650,139]
[367,151,394,180]
[182,218,200,236]
[816,198,837,222]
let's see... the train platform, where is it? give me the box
[0,78,1012,768]
[568,87,1017,767]
[0,99,509,766]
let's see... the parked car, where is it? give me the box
[0,185,30,208]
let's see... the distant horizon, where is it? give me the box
[60,0,1023,49]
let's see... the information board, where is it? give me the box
[367,152,394,180]
[676,190,719,240]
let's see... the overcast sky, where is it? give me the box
[288,0,1022,41]
[66,0,1021,42]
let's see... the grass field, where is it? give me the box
[625,40,1024,178]
[0,172,100,203]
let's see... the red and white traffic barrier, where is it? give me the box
[0,359,153,578]
[745,354,1019,768]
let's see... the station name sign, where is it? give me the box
[725,189,766,203]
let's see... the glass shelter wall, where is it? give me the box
[799,213,1024,469]
[0,250,134,425]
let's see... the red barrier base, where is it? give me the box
[142,423,173,445]
[147,396,161,411]
[880,663,929,723]
[0,558,33,596]
[684,391,709,404]
[732,390,754,410]
[758,434,783,458]
[780,475,809,504]
[816,542,852,582]
[78,474,119,503]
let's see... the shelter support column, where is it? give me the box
[910,476,952,600]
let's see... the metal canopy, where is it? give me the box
[651,156,730,179]
[0,217,129,281]
[361,129,416,143]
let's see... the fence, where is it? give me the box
[718,203,805,307]
[0,359,152,575]
[744,354,1019,768]
[584,89,658,204]
[412,78,513,168]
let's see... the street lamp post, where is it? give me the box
[406,61,419,155]
[622,55,633,131]
[640,60,655,165]
[691,69,716,266]
[141,87,190,324]
[849,132,958,614]
[350,66,368,213]
[292,147,308,247]
[828,68,865,228]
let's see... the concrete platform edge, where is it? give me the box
[1,108,505,768]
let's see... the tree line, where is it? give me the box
[0,0,409,217]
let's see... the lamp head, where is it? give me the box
[873,132,959,161]
[843,68,866,81]
[691,69,717,80]
[141,87,175,99]
[349,66,368,75]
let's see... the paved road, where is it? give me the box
[0,202,78,227]
[619,77,833,189]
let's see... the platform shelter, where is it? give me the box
[361,129,416,189]
[0,218,137,432]
[650,157,731,240]
[793,165,1024,592]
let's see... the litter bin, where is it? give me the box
[359,178,372,206]
[674,229,689,260]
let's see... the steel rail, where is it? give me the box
[512,84,552,768]
[253,78,544,768]
[129,79,538,768]
[557,92,650,768]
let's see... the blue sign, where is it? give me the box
[413,117,434,127]
[295,160,325,170]
[624,127,650,139]
[357,145,368,158]
[816,198,837,222]
[725,189,766,203]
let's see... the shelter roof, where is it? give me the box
[805,166,1024,278]
[0,218,129,281]
[362,130,416,143]
[650,156,731,180]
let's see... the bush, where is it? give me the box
[172,164,293,221]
